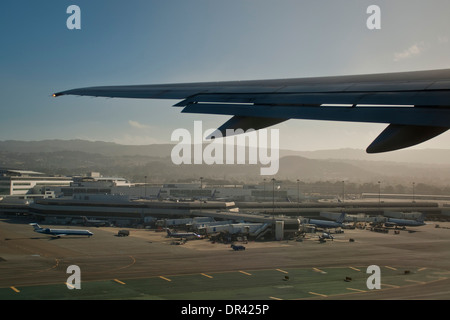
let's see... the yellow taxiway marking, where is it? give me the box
[417,267,427,272]
[239,270,252,276]
[10,286,20,293]
[384,266,397,271]
[276,269,289,274]
[159,276,172,282]
[201,273,213,279]
[349,267,361,272]
[405,279,426,285]
[347,287,367,293]
[269,296,283,300]
[309,291,328,298]
[114,279,126,285]
[65,282,75,289]
[382,283,400,289]
[313,267,326,274]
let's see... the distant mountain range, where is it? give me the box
[0,139,449,185]
[280,148,450,165]
[1,139,450,164]
[0,139,172,158]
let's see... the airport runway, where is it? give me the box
[1,217,450,299]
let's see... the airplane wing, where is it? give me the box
[53,69,450,153]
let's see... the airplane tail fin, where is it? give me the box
[337,213,346,224]
[29,223,41,230]
[417,213,425,223]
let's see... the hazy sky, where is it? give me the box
[1,0,450,151]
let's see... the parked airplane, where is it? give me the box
[82,216,108,227]
[166,228,202,239]
[54,69,450,153]
[307,212,346,229]
[384,214,426,228]
[30,223,93,237]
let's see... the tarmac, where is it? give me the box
[1,217,450,300]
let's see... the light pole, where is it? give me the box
[412,182,415,203]
[263,178,266,213]
[200,177,204,214]
[272,178,275,216]
[271,178,276,236]
[342,180,345,203]
[297,179,300,215]
[144,175,147,199]
[378,181,381,204]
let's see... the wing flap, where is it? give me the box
[173,91,450,107]
[182,103,450,127]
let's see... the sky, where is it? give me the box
[1,0,450,151]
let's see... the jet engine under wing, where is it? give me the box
[53,69,450,153]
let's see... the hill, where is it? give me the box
[1,140,449,186]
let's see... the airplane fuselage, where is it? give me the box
[385,218,425,227]
[308,219,342,229]
[39,228,93,236]
[30,223,93,237]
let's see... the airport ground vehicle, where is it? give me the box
[118,230,129,237]
[231,244,245,251]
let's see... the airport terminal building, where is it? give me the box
[2,169,450,228]
[0,169,72,196]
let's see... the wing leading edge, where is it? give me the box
[53,69,450,153]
